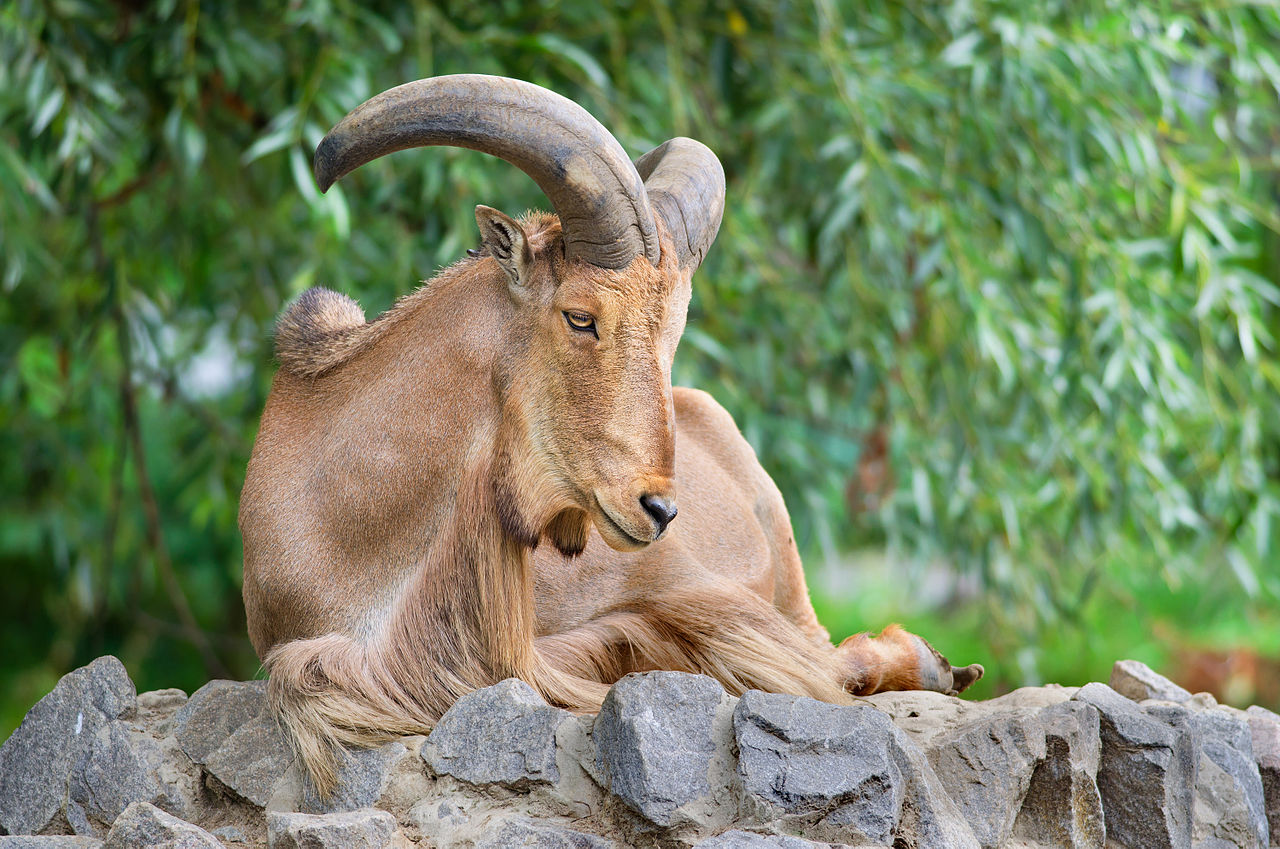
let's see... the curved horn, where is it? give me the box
[314,74,660,269]
[634,138,726,271]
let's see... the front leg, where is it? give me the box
[837,624,984,696]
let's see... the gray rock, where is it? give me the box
[266,809,396,849]
[0,839,104,848]
[1109,659,1192,704]
[66,721,166,831]
[733,690,978,848]
[926,710,1046,848]
[133,733,203,824]
[692,830,827,847]
[172,680,268,765]
[474,818,619,848]
[1011,701,1105,849]
[170,679,291,807]
[1073,682,1197,849]
[300,740,408,814]
[136,689,188,711]
[593,672,724,827]
[201,711,291,807]
[209,825,247,843]
[1247,705,1280,845]
[1190,710,1268,849]
[102,801,220,849]
[0,657,137,837]
[426,679,570,789]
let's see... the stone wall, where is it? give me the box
[0,656,1276,848]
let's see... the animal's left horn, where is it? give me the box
[313,74,660,270]
[635,138,726,271]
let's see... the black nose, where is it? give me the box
[640,494,678,536]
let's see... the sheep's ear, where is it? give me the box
[475,205,532,288]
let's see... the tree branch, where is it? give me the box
[115,303,230,678]
[88,202,230,679]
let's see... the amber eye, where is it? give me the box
[563,311,597,335]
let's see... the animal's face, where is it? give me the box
[483,207,688,554]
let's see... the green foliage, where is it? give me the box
[3,1,1278,731]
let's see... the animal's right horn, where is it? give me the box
[314,74,660,270]
[635,138,726,271]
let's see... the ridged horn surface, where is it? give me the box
[314,74,660,269]
[634,138,725,271]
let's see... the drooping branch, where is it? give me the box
[88,203,229,679]
[115,298,230,679]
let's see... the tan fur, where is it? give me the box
[241,212,977,796]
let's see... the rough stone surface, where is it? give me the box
[473,818,620,848]
[172,680,268,764]
[266,809,396,849]
[0,657,140,837]
[1010,700,1104,849]
[1191,709,1268,849]
[69,720,176,836]
[426,678,570,789]
[210,825,248,843]
[300,740,408,814]
[101,801,220,849]
[170,679,291,808]
[593,672,725,827]
[1073,682,1197,849]
[1109,658,1193,704]
[1248,705,1280,846]
[691,831,829,847]
[4,658,1278,849]
[926,709,1047,848]
[202,712,292,808]
[733,689,978,848]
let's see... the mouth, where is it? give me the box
[593,496,650,549]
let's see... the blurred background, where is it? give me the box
[3,0,1279,736]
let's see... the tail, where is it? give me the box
[264,633,445,796]
[274,287,368,378]
[264,630,618,797]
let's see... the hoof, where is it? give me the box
[914,635,984,695]
[948,662,984,695]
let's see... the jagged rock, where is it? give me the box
[926,709,1047,848]
[1073,683,1197,849]
[202,712,291,807]
[301,740,409,814]
[425,678,570,789]
[1190,710,1268,849]
[101,801,220,849]
[0,657,142,837]
[266,809,397,849]
[8,659,1280,849]
[65,721,166,834]
[1246,705,1280,845]
[692,830,832,847]
[172,680,267,764]
[733,690,978,848]
[473,818,619,848]
[1109,659,1192,704]
[593,672,726,827]
[1010,700,1105,849]
[171,679,291,807]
